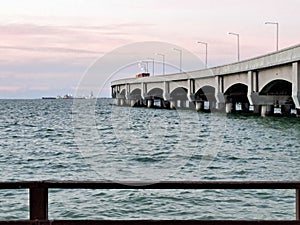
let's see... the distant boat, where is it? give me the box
[42,97,56,99]
[42,92,95,100]
[63,94,74,99]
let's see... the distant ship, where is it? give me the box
[42,92,95,100]
[42,97,56,99]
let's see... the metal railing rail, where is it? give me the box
[0,181,300,225]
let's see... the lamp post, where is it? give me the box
[142,61,149,73]
[173,48,182,72]
[197,41,208,68]
[156,53,165,75]
[228,32,240,62]
[147,57,155,76]
[138,62,148,73]
[265,21,279,51]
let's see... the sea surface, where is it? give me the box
[0,99,300,220]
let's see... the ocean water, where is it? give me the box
[0,99,300,220]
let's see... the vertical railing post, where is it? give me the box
[296,189,300,220]
[29,187,48,220]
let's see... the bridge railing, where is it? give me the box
[0,181,300,225]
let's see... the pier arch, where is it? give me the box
[259,79,295,115]
[224,83,249,113]
[170,87,189,109]
[260,79,292,95]
[119,88,126,96]
[119,89,126,98]
[128,88,143,107]
[258,65,293,91]
[115,89,127,106]
[169,81,188,95]
[194,85,216,111]
[145,88,164,108]
[130,88,142,99]
[147,88,164,99]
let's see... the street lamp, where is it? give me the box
[228,32,240,62]
[265,21,279,51]
[147,57,155,76]
[173,48,182,72]
[142,61,149,73]
[155,53,165,75]
[138,61,148,73]
[197,41,208,68]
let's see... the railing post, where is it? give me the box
[29,187,48,220]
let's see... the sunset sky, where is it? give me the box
[1,0,300,98]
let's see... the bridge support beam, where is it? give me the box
[142,82,147,100]
[261,105,272,117]
[225,103,233,113]
[130,100,136,107]
[215,76,225,110]
[292,62,300,109]
[147,99,153,108]
[170,100,176,109]
[247,71,255,106]
[195,101,202,111]
[187,79,195,101]
[125,84,130,100]
[163,81,170,101]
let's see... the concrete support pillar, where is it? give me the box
[120,99,125,106]
[187,79,195,101]
[217,103,225,111]
[261,105,272,117]
[254,105,260,114]
[130,100,136,107]
[147,99,153,108]
[115,98,120,106]
[142,82,147,100]
[215,76,225,109]
[225,103,233,113]
[261,105,267,117]
[125,84,130,101]
[163,81,170,101]
[170,100,176,109]
[195,102,202,111]
[247,71,254,105]
[292,62,300,109]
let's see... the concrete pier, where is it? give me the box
[195,101,202,111]
[225,103,233,114]
[130,100,136,107]
[147,99,153,108]
[261,105,272,117]
[112,44,300,117]
[170,101,176,109]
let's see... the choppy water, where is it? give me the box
[0,99,300,220]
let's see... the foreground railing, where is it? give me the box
[0,181,300,225]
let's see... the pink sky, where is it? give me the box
[0,0,300,98]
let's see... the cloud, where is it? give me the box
[0,86,23,92]
[0,23,154,38]
[0,45,102,54]
[29,86,51,91]
[0,22,157,65]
